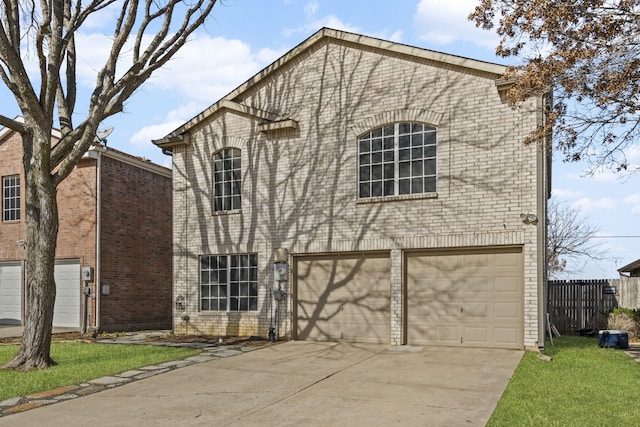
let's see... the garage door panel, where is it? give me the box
[407,248,523,349]
[495,277,520,293]
[495,328,519,344]
[436,326,459,343]
[465,303,488,318]
[436,302,460,319]
[464,327,488,343]
[495,252,521,267]
[52,259,80,328]
[0,262,22,325]
[495,302,519,319]
[466,277,489,293]
[296,254,390,344]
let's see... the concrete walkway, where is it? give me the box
[0,340,523,426]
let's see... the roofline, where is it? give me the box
[0,116,67,141]
[225,28,507,102]
[618,258,640,273]
[84,145,171,178]
[153,99,289,145]
[157,27,509,142]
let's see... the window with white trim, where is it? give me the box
[358,123,436,198]
[213,148,241,211]
[3,175,20,222]
[200,254,258,312]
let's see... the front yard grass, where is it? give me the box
[0,342,199,401]
[489,336,640,426]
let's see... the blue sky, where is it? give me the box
[2,0,639,278]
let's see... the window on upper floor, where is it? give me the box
[3,175,20,222]
[358,123,436,199]
[213,148,241,211]
[200,254,258,312]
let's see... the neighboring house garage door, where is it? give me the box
[0,261,22,325]
[53,259,81,328]
[406,247,523,349]
[295,253,390,344]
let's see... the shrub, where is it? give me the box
[612,307,640,321]
[606,310,638,338]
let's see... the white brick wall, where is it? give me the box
[169,36,545,348]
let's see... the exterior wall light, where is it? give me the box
[274,248,289,263]
[520,213,538,225]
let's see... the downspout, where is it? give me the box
[537,146,546,351]
[536,94,551,351]
[95,150,102,332]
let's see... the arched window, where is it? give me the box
[213,148,241,211]
[358,123,436,198]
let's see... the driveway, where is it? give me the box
[0,341,522,426]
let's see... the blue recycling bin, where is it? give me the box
[598,330,629,349]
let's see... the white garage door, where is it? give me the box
[53,259,80,328]
[406,248,523,349]
[0,261,22,325]
[295,253,390,344]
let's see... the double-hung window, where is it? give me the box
[213,148,241,211]
[358,123,436,199]
[3,175,20,222]
[200,254,258,312]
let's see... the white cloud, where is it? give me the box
[283,16,402,45]
[256,47,287,66]
[73,33,270,105]
[304,1,318,18]
[624,194,640,204]
[148,34,267,102]
[551,188,584,200]
[387,30,404,43]
[164,102,204,123]
[130,120,185,149]
[283,15,361,37]
[570,197,617,214]
[624,194,640,214]
[414,0,499,50]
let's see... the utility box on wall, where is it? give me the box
[81,266,94,282]
[274,263,289,282]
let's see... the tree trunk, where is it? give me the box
[2,128,59,370]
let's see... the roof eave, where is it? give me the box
[158,28,510,142]
[618,259,640,273]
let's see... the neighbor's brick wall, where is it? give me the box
[1,132,98,326]
[0,132,98,264]
[172,38,543,346]
[98,155,172,331]
[0,131,27,261]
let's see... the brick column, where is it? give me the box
[390,249,403,346]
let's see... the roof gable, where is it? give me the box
[154,27,508,147]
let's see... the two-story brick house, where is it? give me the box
[0,121,173,332]
[154,28,550,349]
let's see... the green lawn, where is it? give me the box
[488,336,640,426]
[0,342,200,401]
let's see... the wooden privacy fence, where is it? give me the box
[547,280,619,335]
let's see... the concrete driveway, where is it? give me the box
[0,341,522,426]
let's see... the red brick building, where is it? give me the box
[0,122,172,332]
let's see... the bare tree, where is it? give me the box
[0,0,218,370]
[470,0,640,173]
[547,200,608,277]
